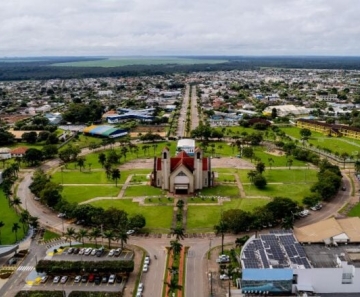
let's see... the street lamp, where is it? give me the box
[208,272,213,297]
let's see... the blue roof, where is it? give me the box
[242,269,293,281]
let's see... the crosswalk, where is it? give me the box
[17,265,34,271]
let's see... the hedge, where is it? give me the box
[69,292,122,297]
[36,260,134,274]
[15,291,64,297]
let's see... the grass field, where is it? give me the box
[62,134,103,150]
[62,186,120,203]
[199,185,240,197]
[90,199,173,230]
[186,198,269,230]
[281,126,360,155]
[51,57,229,68]
[43,230,61,241]
[348,204,360,217]
[0,188,25,244]
[123,185,163,197]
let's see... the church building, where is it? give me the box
[151,146,213,194]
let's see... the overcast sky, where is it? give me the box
[1,0,359,57]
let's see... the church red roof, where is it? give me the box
[176,151,190,158]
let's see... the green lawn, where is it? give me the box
[62,134,103,150]
[348,204,360,217]
[199,185,240,197]
[62,186,120,203]
[187,197,218,203]
[144,197,174,204]
[43,230,61,241]
[0,188,25,244]
[186,198,269,230]
[238,169,318,184]
[90,199,173,230]
[123,185,163,197]
[281,126,360,155]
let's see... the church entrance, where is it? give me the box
[174,173,190,195]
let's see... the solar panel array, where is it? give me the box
[241,232,312,269]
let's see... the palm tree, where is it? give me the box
[281,216,294,230]
[164,278,182,296]
[170,226,185,240]
[120,146,128,161]
[76,157,85,172]
[286,158,293,170]
[111,168,121,186]
[152,144,158,156]
[76,229,88,246]
[29,216,39,230]
[104,162,112,179]
[89,227,102,248]
[247,170,257,184]
[11,197,22,211]
[268,157,274,170]
[98,153,106,168]
[134,146,139,158]
[88,162,92,172]
[214,220,228,254]
[116,230,128,249]
[170,240,182,255]
[0,221,4,244]
[355,160,360,174]
[19,211,29,234]
[12,222,20,242]
[10,163,19,178]
[64,227,76,247]
[103,229,116,249]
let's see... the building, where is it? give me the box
[104,108,155,123]
[0,148,11,160]
[297,119,360,139]
[151,146,213,194]
[10,147,28,158]
[263,104,311,117]
[176,139,195,156]
[83,125,128,138]
[240,220,360,295]
[316,94,338,102]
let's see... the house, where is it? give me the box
[151,145,213,194]
[10,147,29,158]
[0,148,11,160]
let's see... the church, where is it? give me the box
[151,146,213,194]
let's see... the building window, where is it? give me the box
[163,152,167,159]
[342,273,353,284]
[197,152,201,159]
[177,171,186,176]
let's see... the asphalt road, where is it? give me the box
[176,84,190,138]
[190,85,199,131]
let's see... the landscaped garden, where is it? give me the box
[62,186,120,203]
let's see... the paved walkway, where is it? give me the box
[118,174,133,198]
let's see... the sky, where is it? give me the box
[0,0,359,57]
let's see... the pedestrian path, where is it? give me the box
[17,265,34,272]
[117,174,133,198]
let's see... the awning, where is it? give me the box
[296,284,315,292]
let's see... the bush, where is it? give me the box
[253,174,267,189]
[69,292,122,297]
[15,291,64,297]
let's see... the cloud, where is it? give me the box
[0,0,359,56]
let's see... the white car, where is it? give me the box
[79,248,85,255]
[142,264,148,272]
[53,276,61,283]
[74,275,82,283]
[108,274,116,284]
[90,249,97,256]
[300,209,309,217]
[144,256,150,265]
[108,249,115,257]
[126,229,135,235]
[220,274,230,280]
[84,248,92,255]
[138,282,144,292]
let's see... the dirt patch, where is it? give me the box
[129,132,167,137]
[264,149,284,156]
[131,125,167,133]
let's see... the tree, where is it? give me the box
[247,170,258,183]
[40,182,62,207]
[12,222,20,242]
[19,211,29,234]
[281,216,294,230]
[22,131,38,144]
[0,221,4,244]
[10,197,22,209]
[355,160,360,174]
[111,168,121,187]
[98,153,106,168]
[104,162,112,179]
[268,158,274,170]
[221,209,253,234]
[266,197,299,221]
[103,229,116,249]
[89,227,102,248]
[65,227,76,246]
[164,278,182,296]
[170,240,183,255]
[271,108,277,119]
[242,147,254,160]
[253,174,267,189]
[256,162,265,174]
[286,157,293,170]
[76,229,88,246]
[116,230,128,249]
[76,157,86,172]
[42,144,58,159]
[129,214,146,230]
[303,193,321,207]
[28,216,39,230]
[340,152,349,169]
[170,226,185,240]
[300,128,312,139]
[214,220,228,254]
[24,148,43,166]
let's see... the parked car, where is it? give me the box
[138,283,144,292]
[88,274,95,283]
[67,247,74,254]
[90,249,97,256]
[299,209,309,217]
[94,275,101,285]
[7,258,17,265]
[108,249,115,257]
[116,275,123,283]
[216,255,230,263]
[114,248,121,257]
[53,276,61,283]
[79,248,85,255]
[84,248,93,255]
[144,256,150,265]
[136,292,142,297]
[102,275,109,283]
[73,248,80,254]
[57,213,66,218]
[220,274,230,280]
[40,276,49,283]
[81,275,88,283]
[108,274,116,284]
[126,229,135,235]
[74,275,82,283]
[96,248,104,257]
[60,276,68,284]
[142,264,148,272]
[310,204,323,211]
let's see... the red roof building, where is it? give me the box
[151,146,213,194]
[10,147,29,157]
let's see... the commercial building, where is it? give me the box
[176,139,196,156]
[103,108,155,123]
[83,125,128,138]
[151,146,213,194]
[263,104,311,117]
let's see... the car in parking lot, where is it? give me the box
[60,276,68,284]
[91,249,97,256]
[220,274,230,280]
[67,247,74,254]
[108,274,116,284]
[96,248,104,257]
[84,248,93,255]
[40,276,49,283]
[81,275,88,283]
[142,264,148,272]
[136,292,142,297]
[114,248,121,257]
[299,209,310,217]
[94,275,101,285]
[88,274,95,283]
[79,248,85,255]
[116,275,122,283]
[57,213,66,218]
[74,275,82,283]
[73,248,80,254]
[102,275,108,283]
[310,204,323,211]
[138,283,144,292]
[144,256,150,265]
[108,249,115,257]
[53,276,61,283]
